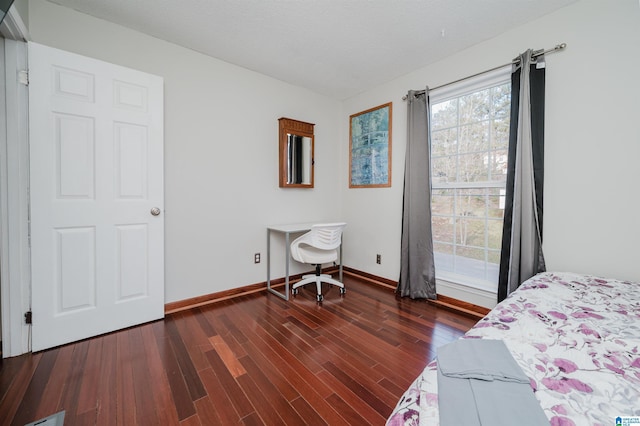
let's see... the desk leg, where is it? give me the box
[266,229,290,301]
[267,228,271,291]
[284,232,290,300]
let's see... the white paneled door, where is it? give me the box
[29,43,164,351]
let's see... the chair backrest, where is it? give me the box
[307,223,346,250]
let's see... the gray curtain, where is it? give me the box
[397,89,436,299]
[498,50,546,302]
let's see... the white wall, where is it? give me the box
[28,0,343,303]
[340,0,640,295]
[26,0,640,308]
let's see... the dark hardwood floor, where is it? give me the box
[0,276,478,425]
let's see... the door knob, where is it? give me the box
[150,207,161,216]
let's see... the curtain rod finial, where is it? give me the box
[557,43,567,50]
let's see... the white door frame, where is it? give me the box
[0,6,30,357]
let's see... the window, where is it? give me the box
[430,68,511,292]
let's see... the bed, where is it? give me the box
[386,272,640,426]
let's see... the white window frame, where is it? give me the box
[430,66,511,294]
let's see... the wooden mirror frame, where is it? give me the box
[278,117,315,188]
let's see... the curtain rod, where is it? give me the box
[402,43,566,100]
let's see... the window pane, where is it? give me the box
[487,219,503,250]
[459,89,490,124]
[489,149,508,183]
[434,242,454,272]
[454,246,487,276]
[487,188,505,220]
[456,188,485,217]
[456,192,485,249]
[457,218,485,248]
[433,216,455,243]
[431,99,458,130]
[432,128,457,156]
[492,84,511,118]
[459,122,489,155]
[458,153,488,182]
[487,249,501,265]
[431,156,457,183]
[492,118,510,150]
[432,189,454,216]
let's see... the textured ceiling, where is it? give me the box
[47,0,578,100]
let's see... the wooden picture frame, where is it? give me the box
[349,102,392,188]
[278,117,314,188]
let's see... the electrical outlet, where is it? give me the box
[376,254,381,264]
[254,253,261,263]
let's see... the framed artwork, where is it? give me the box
[349,102,392,188]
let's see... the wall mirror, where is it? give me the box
[279,117,314,188]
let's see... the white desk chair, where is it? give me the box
[290,223,346,302]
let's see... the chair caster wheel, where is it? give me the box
[339,287,346,295]
[316,294,324,302]
[292,288,299,295]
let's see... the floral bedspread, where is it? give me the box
[386,272,640,426]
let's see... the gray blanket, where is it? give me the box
[437,339,549,426]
